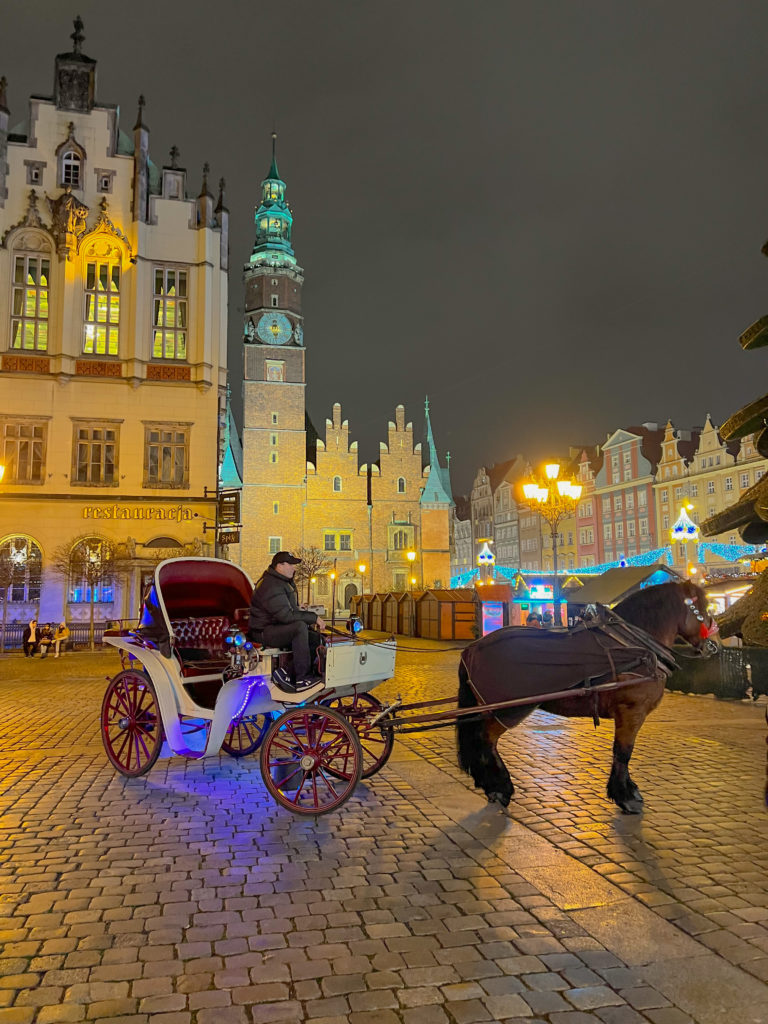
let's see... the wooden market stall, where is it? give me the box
[415,589,478,641]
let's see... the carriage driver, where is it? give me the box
[249,551,327,696]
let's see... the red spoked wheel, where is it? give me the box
[101,669,164,778]
[321,692,394,778]
[259,706,362,815]
[221,713,273,758]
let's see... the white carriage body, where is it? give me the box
[104,557,396,761]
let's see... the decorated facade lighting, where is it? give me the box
[670,506,699,543]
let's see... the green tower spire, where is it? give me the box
[251,132,296,266]
[421,396,454,507]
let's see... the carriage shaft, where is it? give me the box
[385,673,657,732]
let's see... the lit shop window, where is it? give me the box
[83,261,120,355]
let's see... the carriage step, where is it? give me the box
[267,680,326,705]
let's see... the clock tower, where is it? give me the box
[241,135,306,578]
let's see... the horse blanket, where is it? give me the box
[462,615,672,709]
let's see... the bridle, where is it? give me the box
[680,595,720,658]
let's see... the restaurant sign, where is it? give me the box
[82,504,199,522]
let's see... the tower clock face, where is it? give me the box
[257,312,293,346]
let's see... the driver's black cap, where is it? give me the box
[271,551,302,567]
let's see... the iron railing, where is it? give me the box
[0,619,139,652]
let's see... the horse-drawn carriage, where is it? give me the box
[101,557,397,814]
[101,557,717,816]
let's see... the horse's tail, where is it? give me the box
[457,656,486,778]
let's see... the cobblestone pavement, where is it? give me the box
[0,645,766,1024]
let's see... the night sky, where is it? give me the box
[5,1,768,494]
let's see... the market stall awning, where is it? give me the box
[567,564,680,608]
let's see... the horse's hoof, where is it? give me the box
[618,797,644,815]
[487,791,511,808]
[628,786,644,803]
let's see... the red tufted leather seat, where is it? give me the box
[171,616,231,678]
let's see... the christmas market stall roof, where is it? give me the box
[567,564,681,608]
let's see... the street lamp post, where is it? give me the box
[358,563,366,595]
[522,463,582,627]
[406,550,416,591]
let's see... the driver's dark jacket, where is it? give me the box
[249,567,318,633]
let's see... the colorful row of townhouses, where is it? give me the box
[452,419,767,581]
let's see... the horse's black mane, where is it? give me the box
[613,581,697,637]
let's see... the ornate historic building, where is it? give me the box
[236,142,452,606]
[0,21,228,625]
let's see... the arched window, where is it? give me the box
[61,150,81,188]
[67,537,115,604]
[333,476,342,492]
[397,477,406,493]
[11,250,51,351]
[0,535,42,603]
[83,260,121,355]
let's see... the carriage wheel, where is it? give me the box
[259,706,362,815]
[321,692,394,778]
[101,669,164,778]
[221,713,272,758]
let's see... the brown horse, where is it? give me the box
[457,581,717,814]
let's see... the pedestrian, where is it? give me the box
[542,611,554,628]
[53,622,70,658]
[526,612,542,628]
[38,623,54,659]
[22,619,39,656]
[249,551,326,698]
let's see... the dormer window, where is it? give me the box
[61,150,81,188]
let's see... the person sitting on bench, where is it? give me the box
[249,551,326,695]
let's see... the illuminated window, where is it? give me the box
[0,536,42,603]
[67,537,115,604]
[61,150,81,187]
[72,422,118,486]
[10,254,50,351]
[152,267,188,359]
[2,420,46,483]
[268,536,281,553]
[83,261,120,355]
[143,424,189,488]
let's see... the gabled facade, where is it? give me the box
[0,22,228,624]
[574,447,602,567]
[594,425,664,563]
